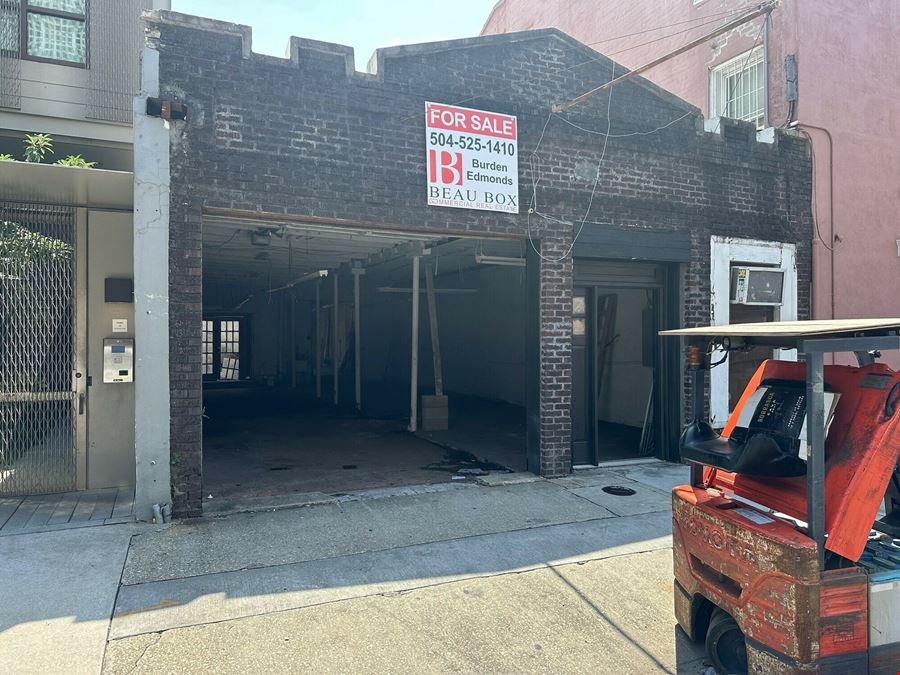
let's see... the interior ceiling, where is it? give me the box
[202,216,527,289]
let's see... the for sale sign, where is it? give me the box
[425,102,519,213]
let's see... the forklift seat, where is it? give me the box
[697,359,900,562]
[680,416,808,477]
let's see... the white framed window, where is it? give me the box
[709,46,766,128]
[709,236,797,427]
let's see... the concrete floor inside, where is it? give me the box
[202,388,526,505]
[594,421,645,462]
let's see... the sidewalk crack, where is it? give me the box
[122,632,162,675]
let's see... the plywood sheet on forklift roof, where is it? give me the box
[660,318,900,339]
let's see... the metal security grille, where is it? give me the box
[0,203,76,496]
[0,0,22,109]
[87,0,152,123]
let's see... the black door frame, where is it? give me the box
[202,314,252,385]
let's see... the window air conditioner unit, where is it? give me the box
[730,266,785,306]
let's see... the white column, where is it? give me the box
[133,46,172,520]
[290,290,296,389]
[353,269,362,412]
[315,279,322,399]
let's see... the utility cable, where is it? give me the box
[581,8,747,47]
[398,4,759,124]
[795,128,834,252]
[553,109,694,138]
[526,64,616,264]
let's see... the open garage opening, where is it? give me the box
[200,215,529,507]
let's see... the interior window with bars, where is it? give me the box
[24,0,87,65]
[710,46,766,128]
[219,320,240,381]
[202,320,214,376]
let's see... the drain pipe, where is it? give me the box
[792,121,836,320]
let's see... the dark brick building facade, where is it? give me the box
[145,12,812,517]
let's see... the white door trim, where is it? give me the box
[710,236,798,426]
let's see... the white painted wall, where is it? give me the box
[709,236,798,426]
[596,288,653,428]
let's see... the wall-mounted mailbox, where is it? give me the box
[103,338,134,383]
[104,278,134,303]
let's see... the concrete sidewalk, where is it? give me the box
[1,461,709,674]
[0,524,138,675]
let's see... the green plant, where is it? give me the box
[55,154,96,169]
[0,153,13,161]
[0,221,72,265]
[23,133,53,163]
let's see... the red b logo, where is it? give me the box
[429,150,463,186]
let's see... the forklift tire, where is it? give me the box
[705,608,748,675]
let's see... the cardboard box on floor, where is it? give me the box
[422,395,448,431]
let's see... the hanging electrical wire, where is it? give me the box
[398,4,762,124]
[525,63,617,264]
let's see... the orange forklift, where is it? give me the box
[661,320,900,674]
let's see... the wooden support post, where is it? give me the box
[315,279,322,399]
[333,271,339,407]
[422,261,449,431]
[409,255,420,432]
[424,261,443,397]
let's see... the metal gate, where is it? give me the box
[0,203,78,496]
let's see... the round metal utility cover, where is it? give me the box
[602,485,637,496]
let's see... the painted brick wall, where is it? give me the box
[147,14,811,516]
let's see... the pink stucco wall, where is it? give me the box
[484,0,900,358]
[482,0,782,119]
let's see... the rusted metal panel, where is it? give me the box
[673,487,869,671]
[672,486,820,664]
[818,569,868,657]
[745,641,807,674]
[673,579,694,639]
